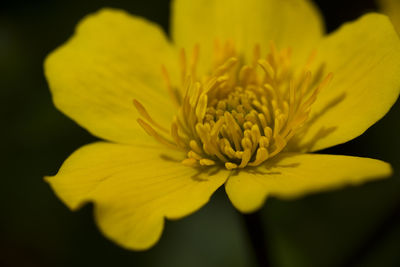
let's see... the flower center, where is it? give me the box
[134,42,332,170]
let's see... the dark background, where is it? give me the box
[1,0,399,266]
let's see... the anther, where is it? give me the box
[200,159,216,166]
[138,42,332,170]
[225,162,238,170]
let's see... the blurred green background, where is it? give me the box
[1,0,399,266]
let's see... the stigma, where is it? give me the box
[134,41,332,170]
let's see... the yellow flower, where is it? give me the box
[45,0,400,250]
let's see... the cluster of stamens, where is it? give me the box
[134,41,332,170]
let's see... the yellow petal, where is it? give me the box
[290,13,400,152]
[225,153,392,213]
[379,0,400,33]
[171,0,323,70]
[45,142,228,250]
[45,9,179,145]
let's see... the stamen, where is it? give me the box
[161,65,180,107]
[137,119,180,150]
[180,48,187,84]
[171,118,187,149]
[133,99,169,133]
[225,162,238,170]
[258,59,275,79]
[190,44,200,78]
[136,42,332,170]
[195,93,208,122]
[248,147,269,166]
[253,44,261,66]
[189,140,203,154]
[199,159,216,166]
[214,57,238,76]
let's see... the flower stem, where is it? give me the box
[242,211,270,267]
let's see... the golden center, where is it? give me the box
[134,42,332,170]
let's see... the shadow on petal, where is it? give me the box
[288,92,346,152]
